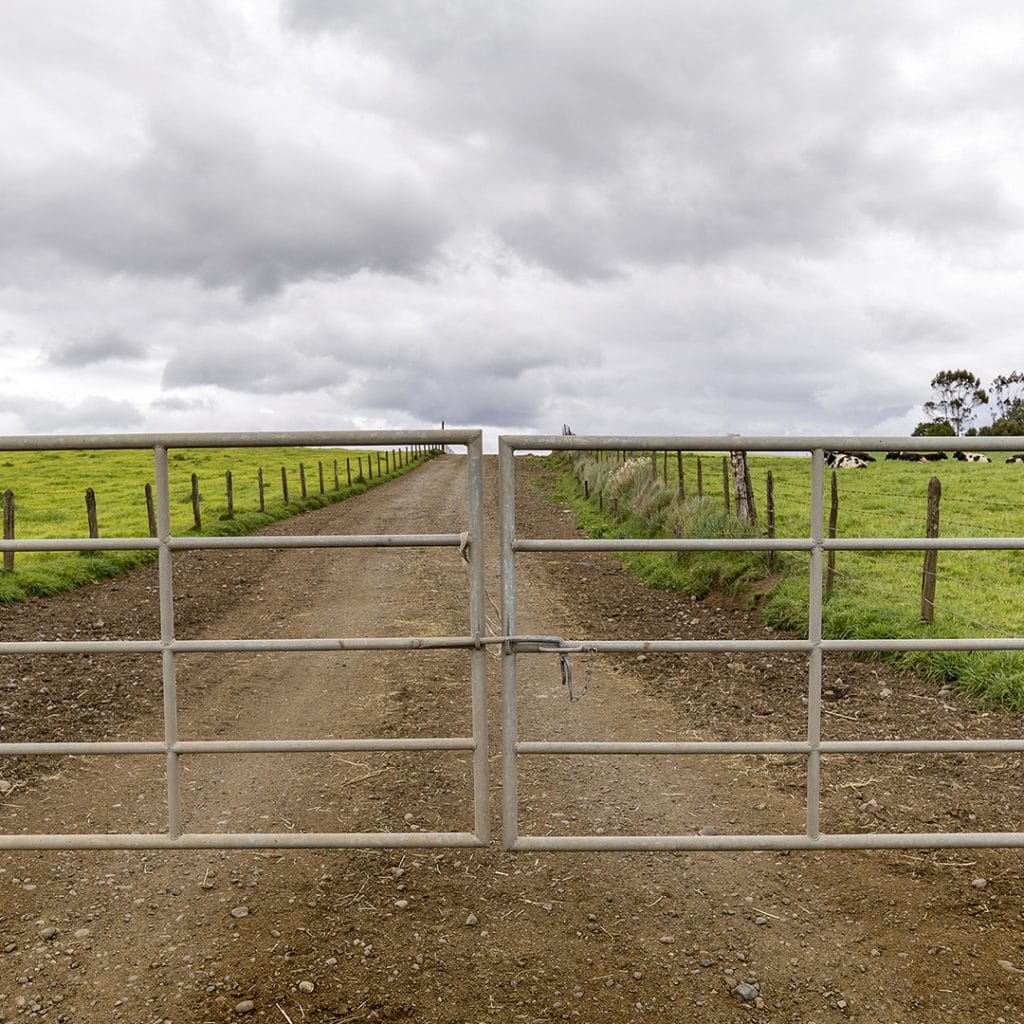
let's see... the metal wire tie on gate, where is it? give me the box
[511,636,594,702]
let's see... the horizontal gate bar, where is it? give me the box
[510,832,1024,851]
[0,831,487,851]
[0,635,496,655]
[515,537,1024,552]
[502,433,1024,453]
[514,637,1024,653]
[6,635,1021,657]
[169,533,465,551]
[0,737,475,756]
[0,533,464,553]
[518,738,1024,755]
[0,429,480,451]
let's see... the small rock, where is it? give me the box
[731,982,760,1002]
[230,906,249,919]
[971,878,988,890]
[297,980,315,993]
[699,825,718,836]
[73,928,91,940]
[0,779,12,795]
[658,935,676,944]
[234,1000,255,1014]
[394,899,409,910]
[879,688,892,698]
[464,913,478,927]
[38,927,58,940]
[859,799,880,814]
[389,867,405,878]
[998,959,1024,975]
[754,917,767,926]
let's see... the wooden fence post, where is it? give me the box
[2,488,14,571]
[318,461,325,495]
[650,451,657,482]
[825,471,838,598]
[190,475,201,531]
[258,468,265,512]
[677,451,685,499]
[377,452,383,477]
[662,450,669,484]
[921,476,942,622]
[225,470,234,518]
[368,454,374,480]
[584,480,589,500]
[85,487,99,538]
[357,456,364,482]
[346,458,352,487]
[729,451,757,523]
[697,457,703,498]
[300,463,307,498]
[145,484,157,538]
[766,471,775,570]
[334,459,340,490]
[385,451,391,474]
[722,457,731,512]
[281,467,289,504]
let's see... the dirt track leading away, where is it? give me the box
[1,454,1023,1023]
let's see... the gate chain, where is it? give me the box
[559,647,594,703]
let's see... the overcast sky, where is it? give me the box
[3,1,1023,447]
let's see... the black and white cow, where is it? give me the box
[825,452,868,469]
[1006,454,1024,464]
[953,451,991,463]
[885,451,948,463]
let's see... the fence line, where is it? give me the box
[0,446,438,573]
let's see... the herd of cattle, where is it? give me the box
[825,450,1024,469]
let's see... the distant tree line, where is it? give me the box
[913,369,1024,437]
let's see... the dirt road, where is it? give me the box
[1,454,1023,1023]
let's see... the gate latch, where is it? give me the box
[507,635,593,703]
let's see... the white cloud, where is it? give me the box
[1,0,1024,443]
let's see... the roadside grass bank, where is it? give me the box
[0,446,436,603]
[546,451,1024,709]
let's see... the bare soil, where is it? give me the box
[1,454,1023,1023]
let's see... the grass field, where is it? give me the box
[0,445,432,603]
[556,450,1024,707]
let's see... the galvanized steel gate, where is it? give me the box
[498,433,1024,852]
[1,429,1024,852]
[0,430,489,851]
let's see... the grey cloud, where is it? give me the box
[45,331,147,367]
[1,394,143,434]
[161,334,348,395]
[1,97,451,298]
[288,0,1023,279]
[150,395,213,413]
[358,365,549,428]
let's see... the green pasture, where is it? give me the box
[556,450,1024,707]
[0,445,432,603]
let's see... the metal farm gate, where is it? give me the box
[498,433,1024,852]
[0,430,490,851]
[1,429,1024,852]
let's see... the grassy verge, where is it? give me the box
[0,446,436,603]
[548,452,1024,709]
